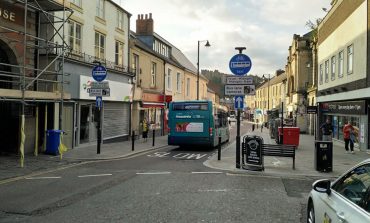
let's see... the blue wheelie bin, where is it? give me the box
[46,130,63,155]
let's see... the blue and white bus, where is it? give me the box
[168,100,230,148]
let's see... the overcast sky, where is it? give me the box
[119,0,330,76]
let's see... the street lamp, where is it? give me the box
[197,40,211,100]
[262,73,271,111]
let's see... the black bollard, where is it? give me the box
[218,136,222,160]
[132,130,135,151]
[152,129,155,147]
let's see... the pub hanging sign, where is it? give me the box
[321,100,366,115]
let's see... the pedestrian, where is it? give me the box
[252,123,255,131]
[320,118,333,141]
[261,122,263,132]
[142,117,148,142]
[343,121,355,154]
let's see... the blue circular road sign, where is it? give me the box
[92,65,107,82]
[229,54,252,75]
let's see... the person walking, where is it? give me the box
[142,117,148,142]
[343,121,355,154]
[320,118,333,141]
[252,123,255,132]
[261,122,263,132]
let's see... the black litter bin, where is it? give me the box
[315,141,333,172]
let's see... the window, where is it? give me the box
[94,32,105,59]
[68,21,82,53]
[132,54,139,82]
[151,62,156,87]
[339,50,344,78]
[176,72,181,92]
[71,0,81,7]
[332,163,370,212]
[347,44,353,74]
[166,68,172,90]
[319,64,323,85]
[117,10,124,30]
[186,78,190,96]
[115,41,124,66]
[96,0,104,18]
[325,60,329,83]
[331,56,336,80]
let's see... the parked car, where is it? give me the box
[307,159,370,223]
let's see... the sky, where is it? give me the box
[118,0,331,76]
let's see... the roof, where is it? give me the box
[257,72,287,89]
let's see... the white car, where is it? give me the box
[307,158,370,223]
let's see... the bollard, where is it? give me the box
[132,130,135,151]
[152,129,155,147]
[218,136,221,160]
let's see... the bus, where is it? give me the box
[167,100,230,148]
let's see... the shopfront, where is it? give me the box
[140,92,165,136]
[319,100,368,150]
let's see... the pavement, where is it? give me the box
[1,123,370,184]
[205,122,370,179]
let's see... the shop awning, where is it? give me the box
[141,102,165,108]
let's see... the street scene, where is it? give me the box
[1,0,370,222]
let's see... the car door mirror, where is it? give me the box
[313,179,331,195]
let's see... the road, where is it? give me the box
[0,121,315,223]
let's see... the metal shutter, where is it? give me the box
[103,102,129,140]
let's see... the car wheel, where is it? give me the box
[307,201,315,223]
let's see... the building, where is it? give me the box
[48,0,133,147]
[132,13,209,136]
[316,0,369,151]
[0,0,71,155]
[285,33,313,133]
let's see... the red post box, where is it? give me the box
[278,127,300,147]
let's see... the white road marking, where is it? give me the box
[191,171,223,174]
[198,189,228,192]
[136,172,171,175]
[25,176,61,180]
[78,174,112,178]
[272,157,281,166]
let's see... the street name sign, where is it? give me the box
[229,54,252,76]
[92,65,107,82]
[225,84,255,96]
[226,76,253,85]
[234,96,244,109]
[89,88,110,97]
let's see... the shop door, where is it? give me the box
[62,104,74,149]
[0,102,19,154]
[80,105,90,144]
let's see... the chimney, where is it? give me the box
[136,13,154,35]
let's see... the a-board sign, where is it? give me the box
[243,135,263,171]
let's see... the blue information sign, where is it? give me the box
[229,54,252,76]
[92,65,107,82]
[96,96,103,108]
[234,96,244,109]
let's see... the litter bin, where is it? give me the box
[315,141,333,172]
[46,130,63,155]
[278,127,300,147]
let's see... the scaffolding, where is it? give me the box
[0,0,73,163]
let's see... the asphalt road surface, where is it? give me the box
[0,121,315,223]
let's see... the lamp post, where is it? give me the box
[197,40,211,100]
[262,74,270,122]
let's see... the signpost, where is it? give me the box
[225,84,255,96]
[229,47,252,169]
[226,76,253,85]
[91,64,107,154]
[234,96,244,110]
